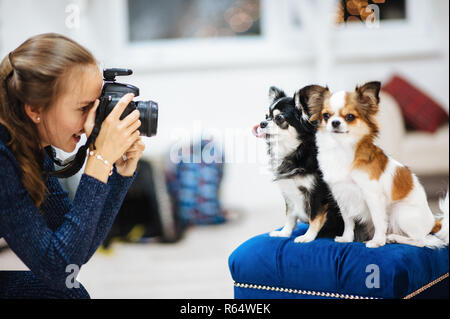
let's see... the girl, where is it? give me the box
[0,33,145,298]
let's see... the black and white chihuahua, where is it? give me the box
[252,86,344,242]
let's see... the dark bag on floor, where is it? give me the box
[103,159,184,248]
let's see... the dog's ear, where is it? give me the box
[298,85,330,122]
[294,90,311,121]
[268,86,286,104]
[355,81,381,115]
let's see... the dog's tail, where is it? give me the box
[433,190,449,245]
[421,190,449,248]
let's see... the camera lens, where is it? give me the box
[136,100,158,137]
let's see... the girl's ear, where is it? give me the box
[24,104,42,124]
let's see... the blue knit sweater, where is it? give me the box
[0,123,136,291]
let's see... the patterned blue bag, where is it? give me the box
[165,139,226,225]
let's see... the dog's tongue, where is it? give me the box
[252,124,265,138]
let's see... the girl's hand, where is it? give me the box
[115,138,146,177]
[87,93,141,164]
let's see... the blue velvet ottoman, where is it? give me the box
[229,223,449,299]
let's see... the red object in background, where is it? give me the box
[382,75,449,133]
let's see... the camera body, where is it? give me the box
[97,68,158,137]
[46,68,158,178]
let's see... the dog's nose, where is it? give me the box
[331,120,341,128]
[260,121,268,128]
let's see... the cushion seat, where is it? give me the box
[228,224,449,299]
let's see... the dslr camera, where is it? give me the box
[46,68,158,178]
[97,68,158,137]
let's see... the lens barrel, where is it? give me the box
[136,100,158,137]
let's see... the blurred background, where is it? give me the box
[0,0,448,298]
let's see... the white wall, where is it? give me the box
[1,0,448,212]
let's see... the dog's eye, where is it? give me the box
[275,115,284,122]
[323,113,330,121]
[345,114,355,122]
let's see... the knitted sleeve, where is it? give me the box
[83,167,136,262]
[0,151,110,290]
[39,175,72,231]
[41,157,136,263]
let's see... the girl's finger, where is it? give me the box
[109,93,135,120]
[122,109,140,128]
[125,152,139,160]
[126,119,141,136]
[84,99,100,137]
[127,140,145,152]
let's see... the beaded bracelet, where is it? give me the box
[88,150,113,176]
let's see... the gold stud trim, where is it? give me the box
[233,282,379,299]
[235,272,449,299]
[403,273,449,299]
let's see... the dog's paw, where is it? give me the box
[294,234,315,243]
[365,238,386,248]
[334,235,353,243]
[270,230,290,237]
[386,234,400,243]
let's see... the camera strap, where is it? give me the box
[44,97,108,178]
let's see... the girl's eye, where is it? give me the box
[345,114,355,122]
[323,113,330,120]
[81,102,94,113]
